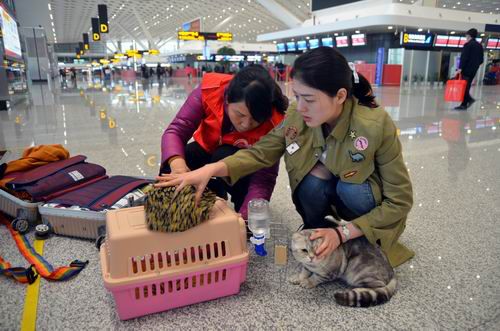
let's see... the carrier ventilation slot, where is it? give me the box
[130,241,228,274]
[133,268,228,300]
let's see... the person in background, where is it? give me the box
[455,28,484,110]
[159,65,288,221]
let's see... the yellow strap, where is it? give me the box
[20,239,44,331]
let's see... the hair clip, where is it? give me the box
[348,62,359,84]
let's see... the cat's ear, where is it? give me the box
[312,236,323,252]
[299,229,313,238]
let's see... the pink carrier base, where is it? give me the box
[102,255,248,320]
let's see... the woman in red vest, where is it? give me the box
[160,65,288,220]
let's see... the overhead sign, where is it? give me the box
[308,39,320,49]
[83,33,90,50]
[312,0,363,11]
[400,32,433,47]
[486,38,499,49]
[336,36,349,47]
[92,17,100,41]
[98,4,109,33]
[434,35,449,47]
[351,34,366,46]
[177,31,232,41]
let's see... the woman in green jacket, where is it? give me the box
[156,47,414,267]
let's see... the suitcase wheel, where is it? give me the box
[12,218,30,234]
[35,224,52,240]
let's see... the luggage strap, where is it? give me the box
[7,155,86,187]
[0,214,88,284]
[49,176,151,211]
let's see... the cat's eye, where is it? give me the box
[301,249,308,253]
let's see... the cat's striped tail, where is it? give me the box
[334,277,397,307]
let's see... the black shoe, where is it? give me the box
[454,105,468,110]
[467,99,476,108]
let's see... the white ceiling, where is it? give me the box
[19,0,500,45]
[44,0,311,44]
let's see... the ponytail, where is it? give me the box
[271,81,289,114]
[352,73,378,108]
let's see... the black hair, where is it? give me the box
[227,64,288,123]
[290,47,377,108]
[466,28,478,39]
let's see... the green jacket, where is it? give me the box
[223,97,414,267]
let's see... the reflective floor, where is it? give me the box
[1,77,499,330]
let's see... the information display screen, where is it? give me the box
[308,38,320,49]
[321,37,334,47]
[178,31,232,41]
[400,32,433,47]
[276,43,286,52]
[458,37,467,48]
[447,36,460,48]
[286,41,297,51]
[336,36,349,47]
[351,34,366,46]
[297,40,307,51]
[434,35,449,47]
[486,38,499,49]
[0,5,22,59]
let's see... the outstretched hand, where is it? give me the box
[155,162,227,206]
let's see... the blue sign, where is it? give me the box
[308,39,319,49]
[321,37,333,47]
[276,43,286,52]
[297,40,307,51]
[375,47,385,86]
[286,41,297,51]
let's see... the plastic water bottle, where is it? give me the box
[247,199,271,256]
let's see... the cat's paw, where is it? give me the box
[288,274,301,285]
[299,279,317,289]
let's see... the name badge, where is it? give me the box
[286,142,300,155]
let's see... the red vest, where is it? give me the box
[193,73,284,154]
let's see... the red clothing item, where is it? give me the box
[193,73,284,154]
[161,73,284,219]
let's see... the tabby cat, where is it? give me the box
[290,228,397,307]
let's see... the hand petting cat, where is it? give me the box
[309,228,341,259]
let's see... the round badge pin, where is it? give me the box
[354,136,368,151]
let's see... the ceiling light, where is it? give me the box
[388,26,393,30]
[306,36,310,39]
[355,30,360,33]
[48,3,51,10]
[50,14,53,20]
[467,3,470,5]
[418,28,423,32]
[450,31,455,34]
[443,4,446,7]
[480,33,485,36]
[273,40,276,43]
[457,1,461,4]
[334,32,339,36]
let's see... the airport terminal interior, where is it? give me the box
[0,0,499,330]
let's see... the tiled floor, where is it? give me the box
[1,77,499,330]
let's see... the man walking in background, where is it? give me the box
[455,28,484,110]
